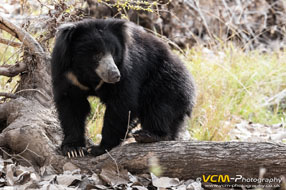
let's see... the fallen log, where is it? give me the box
[73,141,286,186]
[1,98,285,186]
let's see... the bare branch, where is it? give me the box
[0,92,18,99]
[0,147,33,167]
[0,24,17,38]
[0,62,27,77]
[0,14,45,57]
[0,38,22,47]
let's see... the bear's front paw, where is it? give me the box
[87,145,106,157]
[62,145,86,158]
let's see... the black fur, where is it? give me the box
[51,19,195,157]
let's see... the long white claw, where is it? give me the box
[81,149,85,157]
[80,149,84,157]
[67,152,71,158]
[78,150,82,157]
[71,151,75,158]
[74,150,78,157]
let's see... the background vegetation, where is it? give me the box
[1,0,285,143]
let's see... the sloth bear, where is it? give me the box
[51,19,195,157]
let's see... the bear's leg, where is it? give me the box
[56,93,90,157]
[135,106,186,143]
[89,107,130,156]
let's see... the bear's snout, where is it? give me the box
[108,69,121,83]
[95,53,121,83]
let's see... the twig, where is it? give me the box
[144,28,186,56]
[26,148,44,160]
[186,0,212,39]
[35,0,52,10]
[99,108,132,177]
[0,14,45,58]
[1,48,22,65]
[0,147,33,166]
[105,150,120,177]
[122,111,131,143]
[0,62,27,77]
[0,38,22,47]
[0,24,17,38]
[17,143,44,160]
[17,143,30,155]
[0,92,18,99]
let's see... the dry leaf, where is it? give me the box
[56,174,81,186]
[151,173,180,188]
[89,173,102,185]
[5,164,15,186]
[132,185,148,190]
[63,162,79,172]
[99,167,129,187]
[95,184,109,189]
[41,184,76,190]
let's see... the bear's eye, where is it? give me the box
[93,53,103,61]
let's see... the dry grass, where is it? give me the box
[185,44,286,140]
[87,97,105,143]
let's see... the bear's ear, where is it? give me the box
[106,19,134,46]
[56,23,76,41]
[51,23,76,78]
[57,23,76,31]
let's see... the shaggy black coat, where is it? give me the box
[51,19,195,156]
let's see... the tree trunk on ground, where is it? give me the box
[1,101,286,186]
[0,14,286,187]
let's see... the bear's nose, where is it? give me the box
[108,70,121,82]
